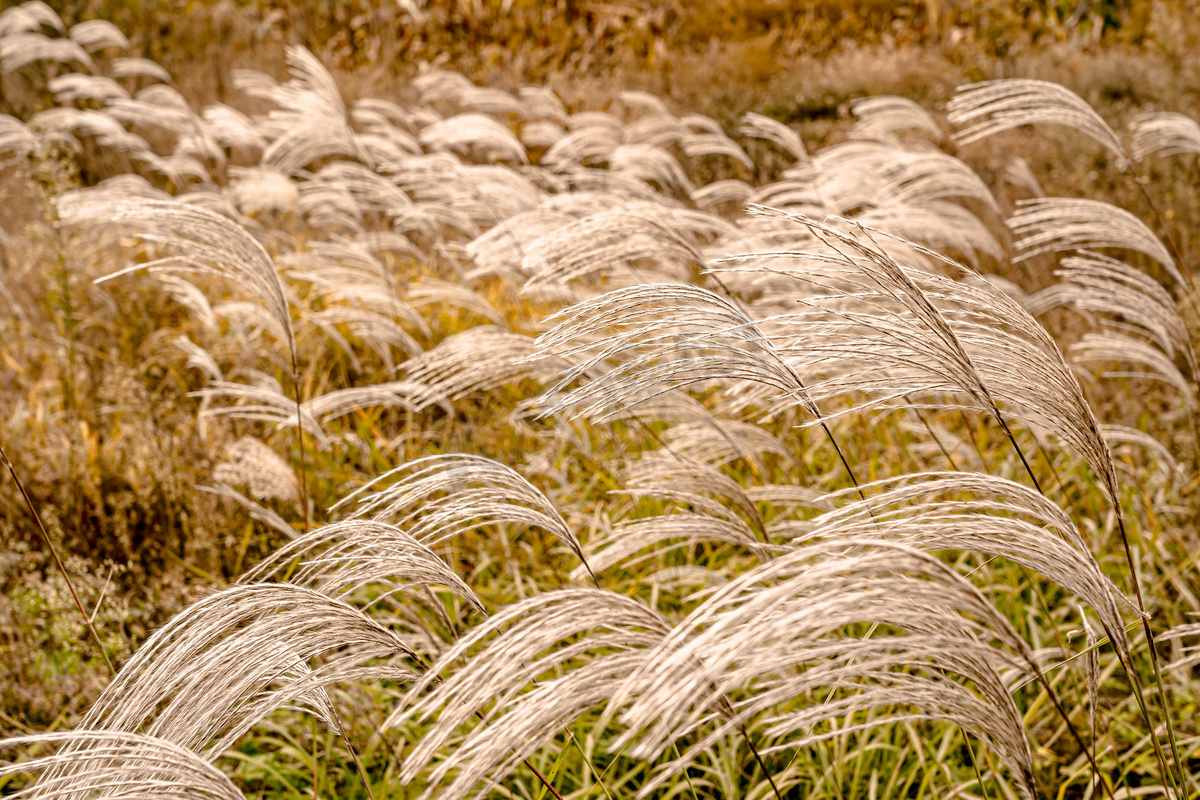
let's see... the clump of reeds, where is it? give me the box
[3,9,1199,800]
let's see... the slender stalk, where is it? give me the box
[291,354,310,534]
[738,723,784,800]
[1,441,115,676]
[1131,172,1195,292]
[329,704,376,800]
[311,717,320,800]
[994,415,1044,495]
[1114,510,1187,797]
[996,414,1180,796]
[962,731,991,800]
[671,740,702,800]
[908,402,959,471]
[1029,663,1118,800]
[406,651,568,800]
[980,413,1127,792]
[705,272,870,502]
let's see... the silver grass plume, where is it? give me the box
[739,111,809,163]
[463,210,575,281]
[0,32,94,73]
[236,46,369,174]
[1,731,245,800]
[691,178,753,209]
[164,278,218,329]
[400,326,574,411]
[1130,111,1200,161]
[679,130,752,168]
[192,381,326,444]
[67,19,129,51]
[529,282,821,421]
[1029,250,1197,376]
[656,418,789,467]
[1160,622,1200,671]
[718,207,1121,505]
[418,112,528,164]
[48,73,129,104]
[1005,156,1046,197]
[307,306,423,370]
[198,483,294,539]
[391,589,671,800]
[576,512,771,578]
[333,454,589,569]
[243,518,483,613]
[111,56,172,83]
[520,119,565,148]
[211,435,299,502]
[0,2,62,37]
[518,85,568,124]
[1008,198,1183,288]
[573,457,774,579]
[202,103,266,152]
[642,641,1029,799]
[414,67,526,116]
[602,540,1037,798]
[798,471,1132,664]
[30,107,150,156]
[1071,331,1196,407]
[61,583,415,760]
[610,143,695,194]
[519,212,703,293]
[948,79,1129,169]
[408,277,503,325]
[619,89,670,116]
[0,114,36,164]
[58,195,296,361]
[1101,424,1182,487]
[542,125,620,171]
[214,300,293,349]
[306,383,423,426]
[855,200,1002,266]
[1080,609,1101,748]
[621,453,769,537]
[850,95,942,141]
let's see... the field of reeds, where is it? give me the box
[4,1,1200,798]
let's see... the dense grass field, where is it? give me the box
[4,1,1200,798]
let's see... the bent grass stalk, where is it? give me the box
[1,441,115,676]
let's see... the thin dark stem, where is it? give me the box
[1114,510,1187,797]
[705,271,869,502]
[989,414,1123,792]
[1,441,115,676]
[520,752,567,800]
[994,415,1044,495]
[329,705,376,800]
[1131,173,1195,292]
[291,354,310,534]
[738,723,784,800]
[1031,664,1118,800]
[406,653,568,800]
[907,400,959,471]
[820,419,868,503]
[1109,170,1200,792]
[995,413,1180,796]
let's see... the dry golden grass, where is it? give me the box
[3,3,1200,800]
